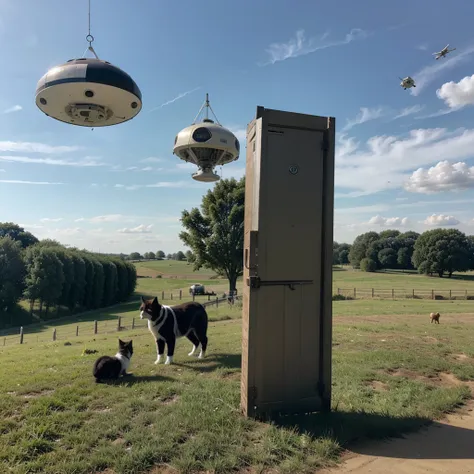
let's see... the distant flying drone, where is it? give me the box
[433,44,456,60]
[399,76,416,90]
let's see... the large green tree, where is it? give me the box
[0,236,26,313]
[412,228,472,278]
[179,177,245,292]
[23,246,65,316]
[348,231,380,268]
[0,222,38,248]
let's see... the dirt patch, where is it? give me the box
[453,353,470,361]
[20,389,55,399]
[367,380,389,391]
[160,394,179,405]
[148,465,179,474]
[222,371,240,381]
[384,369,473,390]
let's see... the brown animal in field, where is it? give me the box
[430,312,440,324]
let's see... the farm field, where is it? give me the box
[1,301,474,473]
[134,261,474,300]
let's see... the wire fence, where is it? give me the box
[335,287,474,300]
[1,295,231,348]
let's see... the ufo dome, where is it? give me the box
[35,58,142,127]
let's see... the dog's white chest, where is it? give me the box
[148,319,162,339]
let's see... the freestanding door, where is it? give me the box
[241,106,335,419]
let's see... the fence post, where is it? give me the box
[353,288,356,298]
[449,290,452,300]
[392,288,394,299]
[132,317,135,329]
[20,326,24,344]
[117,317,122,331]
[208,294,211,301]
[216,296,219,308]
[371,288,374,298]
[161,291,164,301]
[412,289,415,298]
[76,326,79,337]
[337,288,340,295]
[431,289,434,300]
[193,293,195,302]
[94,320,98,335]
[53,328,56,341]
[179,289,182,300]
[170,293,173,300]
[466,290,468,300]
[3,337,5,346]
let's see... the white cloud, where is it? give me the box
[149,87,201,112]
[335,127,474,196]
[117,224,153,234]
[3,105,22,114]
[19,223,44,230]
[393,104,424,120]
[411,44,474,96]
[405,160,474,194]
[0,155,104,167]
[368,215,409,227]
[262,28,368,65]
[423,213,460,226]
[417,44,428,51]
[0,168,4,172]
[146,181,188,188]
[436,74,474,110]
[0,141,80,154]
[0,179,63,185]
[342,107,385,131]
[141,166,153,171]
[89,214,124,223]
[40,217,63,223]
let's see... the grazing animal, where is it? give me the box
[430,312,440,324]
[140,296,208,365]
[92,339,133,383]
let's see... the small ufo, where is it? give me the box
[173,94,240,182]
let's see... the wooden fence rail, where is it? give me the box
[335,287,474,300]
[1,296,230,347]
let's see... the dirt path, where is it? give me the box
[321,401,474,473]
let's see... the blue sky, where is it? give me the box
[2,0,474,254]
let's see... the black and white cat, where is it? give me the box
[140,296,208,365]
[92,339,133,383]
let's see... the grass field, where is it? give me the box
[1,298,474,473]
[134,261,474,300]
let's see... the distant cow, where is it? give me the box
[430,312,440,324]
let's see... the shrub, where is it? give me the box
[360,258,377,272]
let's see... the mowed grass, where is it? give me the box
[333,267,474,291]
[1,301,474,473]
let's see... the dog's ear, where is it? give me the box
[118,339,124,346]
[141,296,146,304]
[152,296,159,306]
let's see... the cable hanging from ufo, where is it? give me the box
[35,0,142,128]
[173,93,240,183]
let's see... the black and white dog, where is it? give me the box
[140,296,209,365]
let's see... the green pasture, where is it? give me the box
[1,298,474,473]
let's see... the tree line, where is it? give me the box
[127,250,193,262]
[0,223,137,327]
[347,228,474,277]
